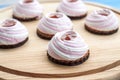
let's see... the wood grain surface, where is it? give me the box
[0,1,120,80]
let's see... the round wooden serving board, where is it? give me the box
[0,1,120,80]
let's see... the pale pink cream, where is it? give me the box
[85,9,119,31]
[13,0,43,19]
[0,19,28,45]
[37,12,73,35]
[57,0,87,17]
[48,30,89,60]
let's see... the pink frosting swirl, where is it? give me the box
[85,9,119,31]
[13,0,43,19]
[0,19,28,45]
[57,0,87,17]
[48,30,89,60]
[37,12,73,35]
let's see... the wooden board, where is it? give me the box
[0,1,120,80]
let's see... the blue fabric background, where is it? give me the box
[86,0,120,9]
[0,0,120,9]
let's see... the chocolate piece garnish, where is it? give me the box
[50,15,59,18]
[65,35,71,40]
[2,19,16,27]
[61,31,77,41]
[24,0,33,3]
[98,9,110,16]
[68,0,78,2]
[50,13,63,19]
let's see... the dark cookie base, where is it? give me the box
[0,37,28,49]
[13,15,39,21]
[85,25,119,35]
[56,10,87,20]
[68,13,87,20]
[47,50,90,66]
[37,29,54,40]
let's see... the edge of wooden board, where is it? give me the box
[0,1,120,80]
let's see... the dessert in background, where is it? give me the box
[37,12,73,39]
[85,9,119,35]
[57,0,87,19]
[0,19,28,49]
[13,0,43,21]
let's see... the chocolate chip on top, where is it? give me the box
[97,9,110,16]
[2,19,16,27]
[68,0,78,2]
[24,0,33,3]
[61,31,77,41]
[50,13,63,19]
